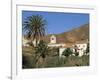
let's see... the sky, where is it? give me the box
[22,11,89,34]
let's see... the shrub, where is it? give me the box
[75,52,79,56]
[62,48,73,57]
[22,53,34,68]
[86,43,89,54]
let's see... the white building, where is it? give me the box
[48,35,88,57]
[73,43,87,57]
[22,37,30,47]
[48,35,66,47]
[22,37,40,47]
[50,35,56,44]
[59,48,66,57]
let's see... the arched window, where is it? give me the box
[52,38,54,40]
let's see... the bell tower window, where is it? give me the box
[52,38,54,40]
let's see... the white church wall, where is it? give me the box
[48,43,66,47]
[50,35,56,44]
[59,48,66,57]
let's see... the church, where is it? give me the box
[48,35,66,47]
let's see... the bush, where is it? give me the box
[22,53,34,68]
[75,52,79,56]
[86,43,89,54]
[62,48,73,57]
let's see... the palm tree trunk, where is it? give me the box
[36,39,38,47]
[34,54,41,68]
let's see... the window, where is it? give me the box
[52,38,54,40]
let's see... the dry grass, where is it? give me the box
[22,53,89,69]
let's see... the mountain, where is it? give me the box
[44,23,89,44]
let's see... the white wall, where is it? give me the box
[48,43,66,47]
[59,48,66,57]
[75,43,87,56]
[50,35,56,44]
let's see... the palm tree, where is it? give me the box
[23,14,47,47]
[34,40,49,68]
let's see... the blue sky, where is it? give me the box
[22,11,89,34]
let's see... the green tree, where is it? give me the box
[23,14,47,47]
[62,48,73,57]
[75,52,79,56]
[86,43,89,54]
[34,40,49,68]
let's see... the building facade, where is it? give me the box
[22,35,88,57]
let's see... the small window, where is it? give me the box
[52,38,54,40]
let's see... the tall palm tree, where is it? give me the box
[23,14,47,47]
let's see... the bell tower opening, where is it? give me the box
[50,35,56,44]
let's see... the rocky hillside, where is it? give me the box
[44,23,89,44]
